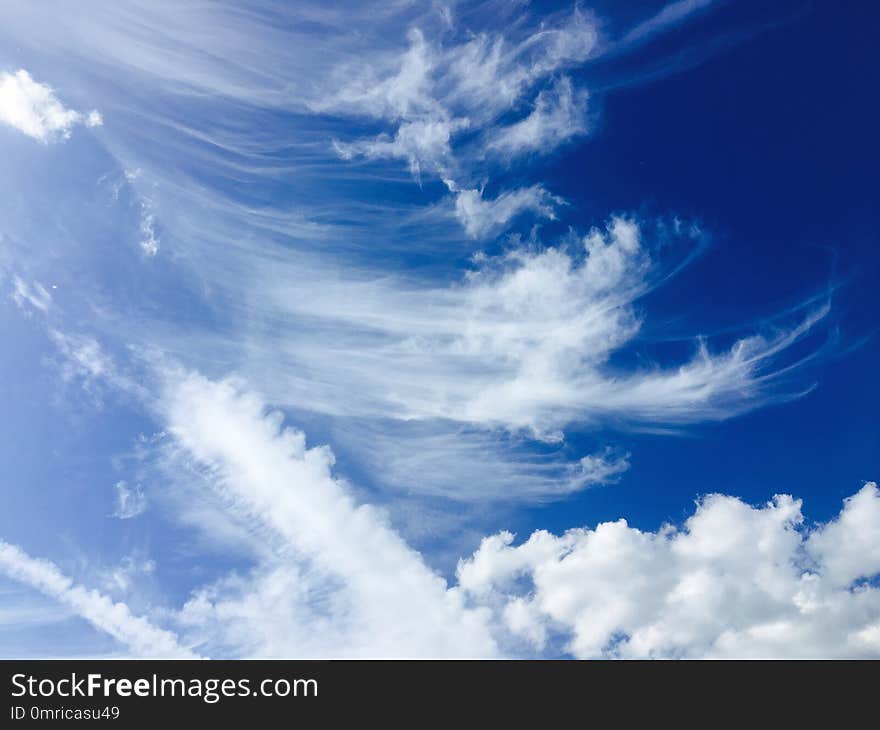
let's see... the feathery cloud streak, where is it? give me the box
[0,541,194,658]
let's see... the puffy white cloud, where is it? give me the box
[806,486,880,588]
[150,370,880,660]
[0,540,194,658]
[446,182,563,238]
[458,483,880,658]
[0,69,101,143]
[11,348,876,658]
[0,0,857,661]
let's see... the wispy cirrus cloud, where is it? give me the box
[445,182,563,238]
[620,0,719,49]
[10,275,52,315]
[2,354,875,658]
[0,3,832,508]
[80,367,880,658]
[112,480,147,520]
[194,215,825,439]
[320,10,597,231]
[487,77,589,159]
[0,1,864,661]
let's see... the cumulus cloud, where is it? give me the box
[155,370,880,659]
[0,1,857,660]
[0,540,193,657]
[9,353,877,659]
[100,366,880,659]
[458,483,880,658]
[0,69,101,143]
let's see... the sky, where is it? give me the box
[0,0,878,658]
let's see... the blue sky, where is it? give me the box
[0,0,878,658]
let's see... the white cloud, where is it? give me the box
[231,216,824,440]
[161,369,497,657]
[320,10,597,234]
[113,481,147,519]
[85,109,103,127]
[806,486,880,588]
[115,211,830,503]
[0,69,101,143]
[47,329,146,400]
[323,14,596,128]
[0,0,859,661]
[571,449,630,487]
[488,77,588,158]
[12,346,877,658]
[446,182,563,238]
[152,370,880,659]
[0,540,194,658]
[335,117,469,179]
[621,0,717,48]
[115,168,160,255]
[139,208,160,256]
[325,27,437,121]
[97,553,156,597]
[10,275,51,314]
[338,423,629,501]
[458,483,880,658]
[50,330,115,383]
